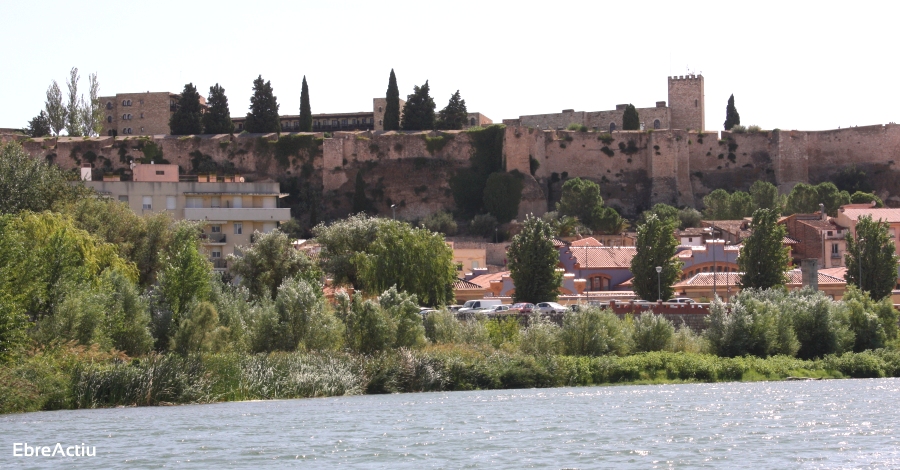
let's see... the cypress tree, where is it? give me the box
[622,104,640,130]
[202,83,234,134]
[383,69,400,131]
[400,81,435,131]
[245,75,280,133]
[436,90,468,130]
[631,214,681,301]
[299,76,312,132]
[724,94,740,130]
[169,83,204,135]
[352,171,371,214]
[738,208,789,290]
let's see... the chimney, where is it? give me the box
[819,203,826,221]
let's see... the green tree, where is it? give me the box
[298,76,312,132]
[815,182,851,216]
[436,90,468,130]
[379,285,425,348]
[421,211,458,236]
[351,171,372,214]
[401,80,435,131]
[169,83,204,135]
[65,67,83,136]
[724,94,740,131]
[228,229,322,301]
[245,75,280,133]
[833,165,872,194]
[0,141,88,214]
[45,80,66,136]
[355,220,456,306]
[312,214,390,287]
[678,207,702,229]
[738,209,789,289]
[728,191,753,219]
[622,104,639,131]
[270,277,343,352]
[202,83,234,134]
[483,171,523,223]
[643,203,679,226]
[631,214,681,301]
[786,182,850,216]
[158,221,212,326]
[844,215,899,299]
[383,69,401,131]
[849,191,883,207]
[749,180,783,213]
[556,177,608,231]
[507,215,563,303]
[79,72,102,137]
[703,189,731,219]
[25,111,52,138]
[632,312,675,352]
[840,286,899,351]
[172,301,228,355]
[559,306,630,356]
[705,290,798,357]
[335,291,395,354]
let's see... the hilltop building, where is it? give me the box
[99,92,206,137]
[502,75,705,132]
[82,163,290,272]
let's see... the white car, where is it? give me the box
[535,302,568,314]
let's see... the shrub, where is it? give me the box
[566,123,588,132]
[704,290,799,358]
[731,124,747,134]
[519,315,560,355]
[559,306,631,356]
[484,317,521,349]
[424,310,462,344]
[747,125,762,133]
[632,312,675,352]
[483,172,523,224]
[421,211,458,236]
[469,214,499,238]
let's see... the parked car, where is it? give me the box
[508,302,535,313]
[479,304,511,316]
[665,297,695,304]
[535,302,568,314]
[458,299,503,315]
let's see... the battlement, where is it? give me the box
[668,74,704,81]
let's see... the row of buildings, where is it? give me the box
[99,92,492,137]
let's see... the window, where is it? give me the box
[832,243,839,254]
[234,223,242,235]
[379,120,383,126]
[609,122,616,132]
[378,106,383,112]
[332,120,338,126]
[653,119,661,129]
[140,113,144,118]
[166,196,176,210]
[106,101,113,110]
[472,261,479,269]
[456,263,463,271]
[139,100,144,105]
[470,118,476,125]
[123,114,127,120]
[211,225,221,233]
[211,250,221,258]
[122,100,127,106]
[156,170,165,175]
[341,119,348,126]
[695,99,698,107]
[142,196,152,210]
[232,196,242,208]
[140,127,144,133]
[118,195,128,203]
[211,196,221,208]
[107,116,112,123]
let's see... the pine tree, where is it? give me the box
[508,215,563,303]
[724,94,740,130]
[383,69,401,131]
[202,83,234,134]
[622,104,639,131]
[299,76,312,132]
[845,215,900,299]
[44,81,66,136]
[738,208,789,289]
[436,90,468,130]
[631,214,681,301]
[245,75,280,133]
[400,81,435,131]
[169,83,204,135]
[25,111,52,137]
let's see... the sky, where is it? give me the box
[2,1,897,133]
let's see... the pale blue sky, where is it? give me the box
[2,0,896,132]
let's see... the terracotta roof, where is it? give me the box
[453,278,485,290]
[568,246,637,268]
[570,237,603,247]
[677,227,707,237]
[785,269,846,285]
[796,218,835,230]
[675,272,741,287]
[783,236,800,245]
[468,271,509,289]
[820,267,847,279]
[840,207,900,223]
[552,238,567,248]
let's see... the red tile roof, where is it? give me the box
[840,207,900,223]
[820,267,847,279]
[785,269,846,285]
[552,238,567,248]
[453,278,485,290]
[568,246,637,268]
[570,237,603,247]
[468,271,509,289]
[674,272,741,287]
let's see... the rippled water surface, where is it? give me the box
[2,379,899,468]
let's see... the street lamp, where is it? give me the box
[704,227,718,297]
[656,266,663,302]
[391,204,396,220]
[858,237,865,290]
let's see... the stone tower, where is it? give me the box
[667,75,705,131]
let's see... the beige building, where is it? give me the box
[99,91,206,137]
[448,241,487,273]
[83,163,290,271]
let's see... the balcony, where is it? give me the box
[200,232,226,244]
[831,252,842,258]
[184,207,291,222]
[211,259,227,270]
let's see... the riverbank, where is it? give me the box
[3,344,900,414]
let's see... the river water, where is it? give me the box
[2,378,899,468]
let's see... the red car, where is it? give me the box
[508,302,535,313]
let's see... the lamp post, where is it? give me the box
[656,266,663,302]
[858,237,865,291]
[704,227,718,298]
[391,204,396,220]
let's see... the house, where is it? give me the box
[701,220,751,245]
[780,210,848,269]
[834,203,900,257]
[674,269,847,301]
[558,237,636,291]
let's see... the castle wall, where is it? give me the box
[516,110,585,129]
[585,107,670,132]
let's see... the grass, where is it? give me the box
[3,346,899,414]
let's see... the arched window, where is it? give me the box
[122,100,127,106]
[107,116,113,123]
[106,101,113,110]
[609,122,616,132]
[470,118,476,125]
[653,119,661,129]
[695,99,698,107]
[379,120,383,126]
